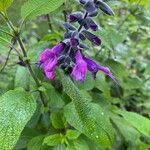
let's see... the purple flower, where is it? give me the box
[84,57,116,81]
[39,42,66,80]
[71,50,87,81]
[51,42,66,56]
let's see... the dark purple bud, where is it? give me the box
[88,9,98,17]
[63,23,76,31]
[95,0,115,16]
[69,12,83,23]
[70,38,79,48]
[84,1,97,14]
[72,30,79,37]
[79,19,90,30]
[64,32,73,39]
[79,0,89,4]
[86,17,98,31]
[82,30,101,46]
[79,43,89,49]
[79,33,86,41]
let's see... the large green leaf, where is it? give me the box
[117,110,150,137]
[0,88,36,150]
[60,71,114,148]
[0,0,13,11]
[21,0,65,20]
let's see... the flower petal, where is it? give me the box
[40,49,52,63]
[45,69,55,80]
[71,51,88,81]
[52,42,66,56]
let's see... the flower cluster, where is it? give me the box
[39,0,116,82]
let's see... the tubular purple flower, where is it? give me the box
[39,42,66,80]
[43,52,58,80]
[71,50,88,81]
[52,42,66,56]
[84,57,116,81]
[40,49,52,64]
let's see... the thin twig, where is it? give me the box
[1,12,47,107]
[0,47,12,73]
[46,14,53,31]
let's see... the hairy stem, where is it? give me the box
[78,12,88,32]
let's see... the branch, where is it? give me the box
[0,47,12,73]
[1,12,47,107]
[46,14,53,31]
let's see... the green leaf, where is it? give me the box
[50,110,66,129]
[117,110,150,137]
[0,0,13,11]
[95,72,111,99]
[75,73,95,91]
[15,66,30,90]
[66,139,89,150]
[111,116,140,143]
[21,0,65,20]
[66,130,81,140]
[60,71,114,148]
[42,82,65,109]
[105,59,128,78]
[43,134,64,146]
[0,88,36,150]
[27,135,45,150]
[98,28,126,50]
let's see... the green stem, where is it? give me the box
[46,14,53,31]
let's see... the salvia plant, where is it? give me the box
[39,0,116,82]
[0,0,150,150]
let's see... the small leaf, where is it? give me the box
[50,110,66,129]
[66,130,81,140]
[0,0,13,12]
[43,134,64,146]
[27,135,45,150]
[0,88,36,150]
[21,0,65,20]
